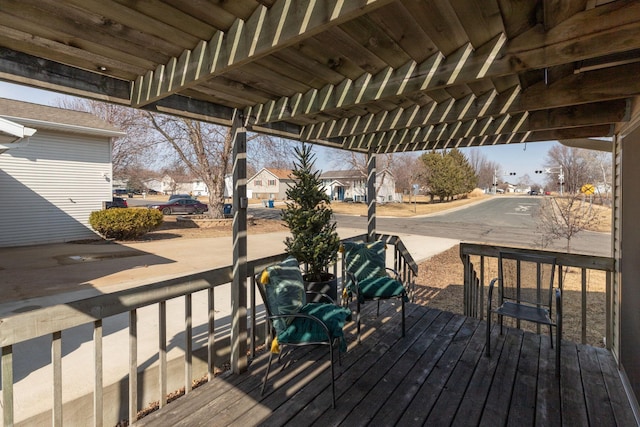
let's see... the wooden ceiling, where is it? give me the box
[0,0,639,154]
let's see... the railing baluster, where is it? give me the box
[52,331,62,427]
[129,309,137,423]
[480,256,485,320]
[185,293,192,393]
[606,270,612,350]
[158,301,167,408]
[582,267,587,344]
[2,345,14,427]
[94,320,103,427]
[208,287,215,381]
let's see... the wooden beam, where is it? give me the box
[131,0,395,107]
[0,48,131,104]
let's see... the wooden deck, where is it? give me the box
[135,302,636,426]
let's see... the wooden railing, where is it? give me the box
[0,233,417,427]
[460,242,614,349]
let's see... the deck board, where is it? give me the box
[134,304,636,427]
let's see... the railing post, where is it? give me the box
[2,345,13,427]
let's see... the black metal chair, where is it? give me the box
[486,251,562,376]
[341,241,409,344]
[256,257,351,408]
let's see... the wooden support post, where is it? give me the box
[367,151,376,242]
[231,110,248,374]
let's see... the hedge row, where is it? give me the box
[89,208,163,240]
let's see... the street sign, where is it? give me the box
[581,184,595,195]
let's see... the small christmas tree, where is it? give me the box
[282,143,340,282]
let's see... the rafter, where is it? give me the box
[131,0,394,108]
[347,124,615,155]
[249,1,640,126]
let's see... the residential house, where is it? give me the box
[247,168,293,200]
[320,169,399,203]
[0,98,124,247]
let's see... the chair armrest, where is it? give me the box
[305,290,336,305]
[487,277,500,313]
[385,267,400,280]
[268,312,332,340]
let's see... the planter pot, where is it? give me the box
[303,272,338,303]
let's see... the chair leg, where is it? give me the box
[261,351,275,396]
[486,312,491,357]
[329,341,336,409]
[401,297,405,338]
[549,325,554,349]
[356,300,362,344]
[556,324,562,378]
[376,300,380,317]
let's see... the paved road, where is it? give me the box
[333,196,611,257]
[136,196,611,256]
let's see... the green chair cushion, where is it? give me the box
[263,256,306,334]
[342,241,388,282]
[342,241,408,303]
[277,303,352,352]
[359,276,406,300]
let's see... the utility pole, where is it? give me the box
[535,167,564,195]
[493,168,516,194]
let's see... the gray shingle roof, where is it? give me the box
[0,98,122,134]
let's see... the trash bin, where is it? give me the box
[268,199,274,208]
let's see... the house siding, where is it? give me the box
[247,169,290,199]
[0,130,111,247]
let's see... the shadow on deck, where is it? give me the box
[135,301,636,426]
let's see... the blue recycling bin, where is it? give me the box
[268,199,274,208]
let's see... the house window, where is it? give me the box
[268,179,276,186]
[255,179,262,186]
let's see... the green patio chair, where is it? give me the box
[257,257,351,408]
[341,241,409,344]
[486,251,562,376]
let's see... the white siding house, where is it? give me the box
[0,98,124,247]
[320,169,399,202]
[247,168,293,200]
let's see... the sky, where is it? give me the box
[0,81,558,184]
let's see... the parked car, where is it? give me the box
[529,190,539,196]
[168,193,196,201]
[106,197,128,209]
[113,189,128,197]
[149,198,208,215]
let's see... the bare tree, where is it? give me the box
[390,153,421,196]
[146,113,234,218]
[467,148,500,189]
[535,195,598,253]
[249,136,296,171]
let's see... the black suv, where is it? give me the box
[106,197,128,209]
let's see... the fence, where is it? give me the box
[0,233,416,426]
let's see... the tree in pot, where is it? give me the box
[282,143,341,301]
